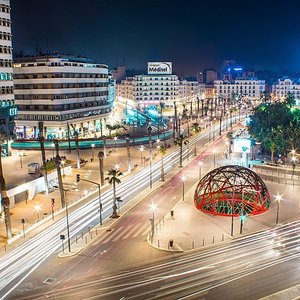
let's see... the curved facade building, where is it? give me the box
[13,54,114,139]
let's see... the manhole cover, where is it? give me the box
[43,278,55,284]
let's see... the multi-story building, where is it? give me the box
[133,74,178,108]
[214,79,265,100]
[116,77,134,102]
[273,78,300,105]
[0,0,16,155]
[13,54,114,139]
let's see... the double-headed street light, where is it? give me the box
[275,194,283,225]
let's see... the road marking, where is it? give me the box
[101,227,124,244]
[122,223,141,239]
[132,223,150,238]
[112,224,134,242]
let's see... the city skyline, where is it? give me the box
[11,0,300,75]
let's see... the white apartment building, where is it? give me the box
[0,0,15,152]
[13,55,114,139]
[214,79,265,100]
[273,78,300,105]
[133,74,179,108]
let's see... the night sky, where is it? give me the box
[10,0,300,75]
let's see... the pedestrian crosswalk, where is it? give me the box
[99,222,150,244]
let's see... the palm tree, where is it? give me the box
[105,168,123,218]
[159,145,167,181]
[174,134,189,167]
[0,135,12,238]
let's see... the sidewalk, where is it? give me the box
[148,134,300,252]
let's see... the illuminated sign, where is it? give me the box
[148,62,172,75]
[9,107,18,116]
[233,67,243,71]
[233,138,251,153]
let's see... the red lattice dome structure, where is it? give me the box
[194,165,270,216]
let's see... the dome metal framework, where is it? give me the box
[194,165,270,217]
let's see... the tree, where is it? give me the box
[159,145,167,181]
[174,134,189,167]
[285,92,296,109]
[105,168,123,218]
[0,135,12,238]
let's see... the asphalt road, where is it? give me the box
[0,116,238,299]
[14,221,300,300]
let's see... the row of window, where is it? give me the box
[17,100,111,111]
[0,59,13,68]
[0,17,11,27]
[15,91,109,100]
[14,72,108,79]
[0,72,12,81]
[0,45,12,54]
[1,86,13,94]
[135,82,177,86]
[134,87,176,91]
[216,82,264,86]
[0,5,10,13]
[136,97,174,101]
[14,82,108,90]
[16,61,107,69]
[136,77,177,81]
[16,108,112,122]
[0,31,11,41]
[135,92,175,96]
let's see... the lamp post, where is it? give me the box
[198,161,202,180]
[91,143,95,161]
[150,202,156,237]
[148,126,153,189]
[98,151,104,186]
[34,204,41,221]
[139,145,144,164]
[181,176,186,201]
[18,151,24,169]
[114,136,118,152]
[51,142,55,158]
[275,194,282,225]
[213,149,216,167]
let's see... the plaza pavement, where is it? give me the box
[149,135,300,252]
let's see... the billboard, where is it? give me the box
[233,138,251,153]
[147,62,172,75]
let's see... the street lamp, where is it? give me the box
[91,143,95,161]
[198,161,202,180]
[139,145,144,164]
[18,151,25,169]
[150,202,156,237]
[181,176,186,201]
[213,149,216,167]
[275,194,282,225]
[34,204,41,221]
[114,137,118,152]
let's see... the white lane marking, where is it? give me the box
[132,223,150,238]
[112,224,134,242]
[101,227,124,244]
[122,223,142,239]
